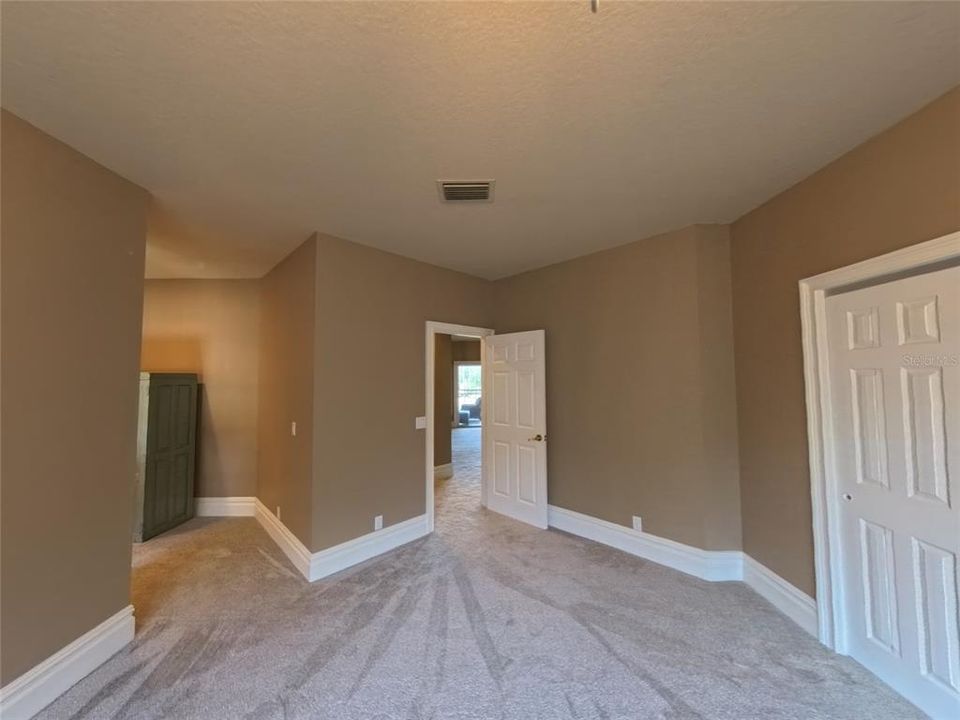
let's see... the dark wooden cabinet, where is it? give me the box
[133,373,198,541]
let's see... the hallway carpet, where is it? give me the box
[38,428,921,719]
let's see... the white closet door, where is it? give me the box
[826,265,959,719]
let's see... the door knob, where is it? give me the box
[528,434,545,442]
[842,493,853,501]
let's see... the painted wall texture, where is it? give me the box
[311,234,494,552]
[495,224,743,551]
[1,110,148,684]
[433,334,454,467]
[729,87,960,595]
[257,236,318,549]
[141,279,260,498]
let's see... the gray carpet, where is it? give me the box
[38,427,923,719]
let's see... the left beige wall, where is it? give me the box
[141,279,260,498]
[729,86,960,595]
[0,110,148,684]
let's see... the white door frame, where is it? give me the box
[799,230,960,651]
[425,321,495,533]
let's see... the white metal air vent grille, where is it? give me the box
[437,180,495,202]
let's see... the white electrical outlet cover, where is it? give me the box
[415,416,427,430]
[374,515,383,531]
[632,516,642,532]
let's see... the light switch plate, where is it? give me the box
[415,416,427,430]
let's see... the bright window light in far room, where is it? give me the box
[457,365,482,408]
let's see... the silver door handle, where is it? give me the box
[528,434,546,442]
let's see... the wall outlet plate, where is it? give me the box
[291,421,297,436]
[415,416,427,430]
[277,506,282,521]
[374,515,383,531]
[632,515,642,532]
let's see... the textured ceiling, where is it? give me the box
[2,2,958,279]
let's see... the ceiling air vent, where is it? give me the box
[437,180,495,202]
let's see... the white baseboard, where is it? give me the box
[434,463,453,480]
[195,496,256,517]
[254,500,312,579]
[0,605,134,720]
[254,500,430,582]
[547,505,817,636]
[742,554,817,637]
[548,505,742,581]
[309,514,429,580]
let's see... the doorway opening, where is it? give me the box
[454,359,482,428]
[425,322,494,533]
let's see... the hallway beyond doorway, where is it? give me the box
[435,427,481,523]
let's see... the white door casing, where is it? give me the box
[483,330,548,529]
[825,265,959,719]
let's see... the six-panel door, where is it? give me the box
[826,265,959,718]
[483,330,548,529]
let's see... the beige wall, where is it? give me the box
[258,236,317,548]
[434,334,453,467]
[0,111,148,684]
[694,227,744,549]
[312,233,493,552]
[141,279,260,498]
[494,225,742,550]
[729,87,960,596]
[452,341,481,363]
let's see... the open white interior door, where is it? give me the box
[483,330,548,529]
